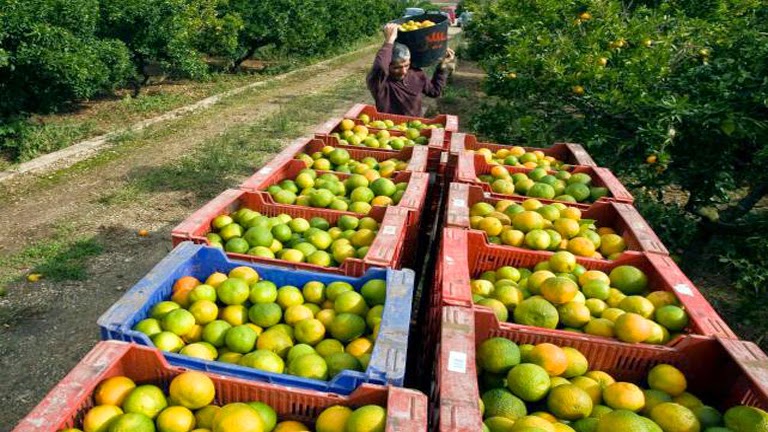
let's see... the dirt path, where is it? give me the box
[0,45,381,428]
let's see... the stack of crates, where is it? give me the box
[425,132,768,430]
[14,103,451,431]
[15,102,768,432]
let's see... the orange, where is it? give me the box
[94,376,136,407]
[205,272,229,288]
[228,266,260,285]
[195,405,221,429]
[528,343,568,376]
[571,376,602,405]
[513,211,546,231]
[583,318,615,338]
[647,364,687,397]
[599,234,626,256]
[169,371,216,409]
[561,346,589,378]
[156,406,196,432]
[557,302,591,328]
[122,385,168,419]
[211,403,264,432]
[603,382,646,411]
[601,307,625,322]
[540,277,579,304]
[614,313,653,343]
[478,217,504,237]
[584,371,616,389]
[274,420,311,431]
[315,405,353,432]
[547,384,594,420]
[174,276,201,294]
[171,285,196,309]
[618,296,655,319]
[646,291,679,309]
[649,403,701,432]
[578,270,611,287]
[527,270,556,295]
[83,405,123,432]
[345,405,387,432]
[567,237,596,257]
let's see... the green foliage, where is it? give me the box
[98,0,224,81]
[229,0,400,64]
[716,233,768,296]
[0,0,399,163]
[0,0,134,115]
[466,0,768,208]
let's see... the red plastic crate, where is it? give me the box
[315,119,447,174]
[260,134,430,175]
[238,159,430,226]
[171,189,412,276]
[449,132,597,166]
[432,228,736,343]
[345,103,459,132]
[445,182,668,257]
[455,151,633,205]
[14,341,428,432]
[434,306,768,431]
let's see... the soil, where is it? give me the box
[0,46,382,429]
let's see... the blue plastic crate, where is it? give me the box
[97,241,415,395]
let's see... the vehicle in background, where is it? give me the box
[403,7,426,18]
[440,5,457,26]
[457,11,473,27]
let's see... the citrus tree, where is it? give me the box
[464,0,768,287]
[0,0,133,115]
[98,0,240,89]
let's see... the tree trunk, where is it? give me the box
[232,46,256,71]
[719,181,768,223]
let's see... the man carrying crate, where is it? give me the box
[367,23,455,117]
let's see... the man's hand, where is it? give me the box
[383,23,398,44]
[440,48,456,69]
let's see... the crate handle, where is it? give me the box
[397,172,430,210]
[441,229,474,306]
[439,306,484,431]
[429,128,446,150]
[385,387,430,432]
[614,202,669,255]
[365,208,408,266]
[717,338,768,405]
[407,145,430,173]
[450,132,467,154]
[560,142,598,167]
[444,115,459,133]
[445,182,470,228]
[171,189,244,241]
[455,152,478,184]
[369,269,415,385]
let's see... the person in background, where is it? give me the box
[367,22,455,117]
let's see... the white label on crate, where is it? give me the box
[260,166,273,174]
[445,255,455,265]
[447,351,467,373]
[452,198,466,208]
[673,284,694,297]
[632,222,648,231]
[382,225,397,236]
